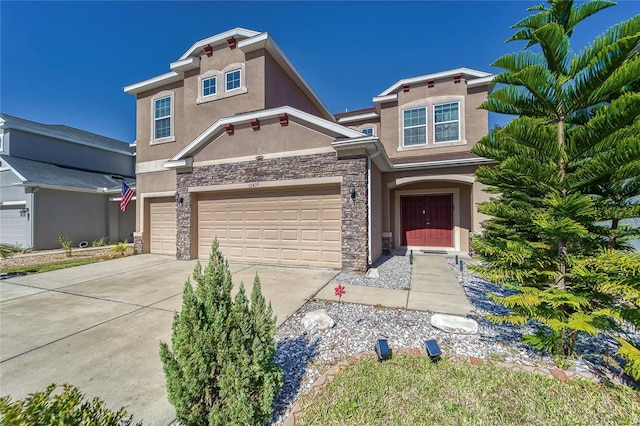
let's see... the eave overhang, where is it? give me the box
[376,68,493,98]
[336,112,380,124]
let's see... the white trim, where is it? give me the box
[378,68,492,96]
[387,175,475,189]
[394,157,494,170]
[0,159,27,181]
[164,158,193,169]
[178,28,261,60]
[394,188,461,251]
[170,57,200,72]
[224,68,242,92]
[0,131,4,152]
[373,94,397,104]
[467,75,496,88]
[188,176,342,193]
[0,200,27,206]
[238,32,334,121]
[337,112,379,123]
[124,71,181,95]
[109,196,137,202]
[169,106,363,162]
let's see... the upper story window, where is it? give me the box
[225,69,241,92]
[434,102,460,143]
[362,127,374,136]
[151,91,175,143]
[202,76,217,97]
[403,107,427,146]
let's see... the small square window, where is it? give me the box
[361,127,374,135]
[226,69,241,91]
[202,76,216,97]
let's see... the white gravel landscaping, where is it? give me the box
[270,255,636,425]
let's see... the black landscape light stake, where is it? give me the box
[410,250,413,265]
[425,339,442,363]
[455,254,459,265]
[375,339,392,362]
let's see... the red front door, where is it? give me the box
[401,194,452,247]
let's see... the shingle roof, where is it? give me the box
[0,155,135,192]
[0,113,134,154]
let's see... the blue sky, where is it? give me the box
[1,1,638,142]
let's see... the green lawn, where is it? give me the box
[298,355,640,425]
[1,258,101,274]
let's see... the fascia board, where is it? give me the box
[373,94,398,104]
[3,124,134,156]
[0,159,27,181]
[124,71,182,95]
[467,75,496,88]
[239,33,334,122]
[178,28,261,60]
[170,106,363,162]
[18,182,117,194]
[337,112,379,123]
[377,68,493,96]
[393,157,495,170]
[170,57,200,72]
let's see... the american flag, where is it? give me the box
[120,182,135,212]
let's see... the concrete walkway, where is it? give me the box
[315,254,473,317]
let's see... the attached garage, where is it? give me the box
[149,199,176,255]
[0,205,29,247]
[197,187,341,268]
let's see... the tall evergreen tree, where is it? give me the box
[471,0,640,370]
[159,240,282,425]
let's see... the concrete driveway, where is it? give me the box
[0,254,337,425]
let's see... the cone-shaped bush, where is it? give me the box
[159,240,282,425]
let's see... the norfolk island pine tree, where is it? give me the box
[470,0,640,377]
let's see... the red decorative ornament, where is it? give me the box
[334,284,346,303]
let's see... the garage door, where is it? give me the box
[198,187,341,268]
[149,199,176,255]
[0,205,29,248]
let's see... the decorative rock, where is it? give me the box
[301,309,335,331]
[430,313,479,335]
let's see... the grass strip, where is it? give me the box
[1,258,101,274]
[298,355,640,425]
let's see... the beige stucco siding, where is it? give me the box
[193,119,334,162]
[264,52,323,117]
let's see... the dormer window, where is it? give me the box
[202,76,217,97]
[225,69,241,92]
[434,102,460,143]
[403,107,427,146]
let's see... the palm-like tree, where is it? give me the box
[472,0,639,360]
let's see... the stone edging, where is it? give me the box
[283,348,629,426]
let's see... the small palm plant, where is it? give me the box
[58,236,73,257]
[109,240,130,257]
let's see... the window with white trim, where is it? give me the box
[361,127,374,136]
[403,107,427,146]
[434,102,460,143]
[202,76,217,97]
[154,96,171,139]
[225,69,241,92]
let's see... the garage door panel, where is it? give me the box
[198,187,341,268]
[149,200,176,255]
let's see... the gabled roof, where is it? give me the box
[0,114,134,155]
[167,106,363,166]
[124,29,334,121]
[374,68,494,101]
[0,155,135,193]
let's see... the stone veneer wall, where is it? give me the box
[175,152,369,272]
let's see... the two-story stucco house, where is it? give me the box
[0,114,136,249]
[125,28,494,272]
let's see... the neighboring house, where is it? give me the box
[0,114,136,249]
[124,28,494,272]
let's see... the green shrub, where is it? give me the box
[109,240,131,257]
[159,240,282,425]
[93,236,109,247]
[0,383,140,425]
[58,235,73,257]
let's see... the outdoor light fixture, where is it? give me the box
[374,339,392,362]
[425,339,442,363]
[175,192,183,205]
[348,182,356,199]
[19,208,29,217]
